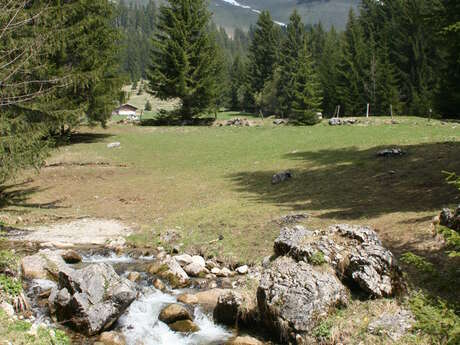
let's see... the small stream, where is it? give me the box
[24,250,235,345]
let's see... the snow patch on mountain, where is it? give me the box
[219,0,286,26]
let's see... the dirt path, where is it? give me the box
[10,218,132,246]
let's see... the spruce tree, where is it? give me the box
[147,0,221,119]
[290,40,323,125]
[277,10,305,117]
[337,9,369,116]
[318,27,342,116]
[247,11,280,109]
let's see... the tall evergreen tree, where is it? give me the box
[277,10,305,117]
[317,26,342,116]
[337,9,369,116]
[290,39,323,125]
[147,0,221,119]
[247,11,280,109]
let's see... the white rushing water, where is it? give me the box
[118,290,232,345]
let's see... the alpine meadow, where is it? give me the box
[0,1,459,345]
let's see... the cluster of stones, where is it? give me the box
[377,147,405,157]
[218,118,254,127]
[328,118,358,126]
[147,252,249,289]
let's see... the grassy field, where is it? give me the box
[1,115,459,343]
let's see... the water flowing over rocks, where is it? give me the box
[48,263,136,335]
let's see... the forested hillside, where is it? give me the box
[121,0,359,30]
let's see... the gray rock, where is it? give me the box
[107,142,121,149]
[439,206,460,232]
[273,119,287,125]
[273,224,403,297]
[377,148,405,157]
[173,254,193,267]
[213,290,243,326]
[21,249,71,280]
[257,256,348,341]
[275,213,309,225]
[329,118,358,126]
[159,257,190,287]
[272,171,292,185]
[49,263,136,335]
[368,309,414,341]
[236,265,248,275]
[184,262,208,277]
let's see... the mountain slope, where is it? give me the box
[123,0,359,31]
[210,0,360,30]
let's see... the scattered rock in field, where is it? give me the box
[177,293,198,305]
[168,319,199,333]
[329,118,358,126]
[61,250,82,264]
[273,119,287,125]
[21,249,70,280]
[271,171,292,185]
[49,263,136,335]
[274,224,403,297]
[211,267,221,275]
[158,304,192,324]
[439,206,460,232]
[107,142,121,149]
[236,265,248,275]
[258,256,348,340]
[224,118,252,127]
[368,309,414,341]
[275,213,309,225]
[99,331,126,345]
[377,148,405,157]
[226,336,265,345]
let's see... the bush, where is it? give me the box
[400,252,435,273]
[410,293,460,345]
[0,250,18,273]
[145,100,152,111]
[0,275,22,297]
[309,251,327,265]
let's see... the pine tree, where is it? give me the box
[229,55,247,110]
[147,0,221,119]
[277,10,305,117]
[317,26,342,116]
[375,42,402,115]
[337,9,369,116]
[290,40,323,125]
[247,11,280,110]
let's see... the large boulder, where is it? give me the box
[257,256,348,341]
[21,249,70,280]
[49,263,136,335]
[274,224,403,297]
[214,290,258,327]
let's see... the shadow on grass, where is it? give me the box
[0,180,67,211]
[55,132,114,147]
[228,141,460,305]
[228,141,460,219]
